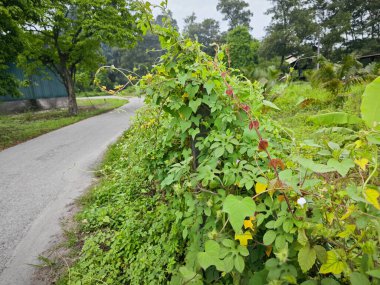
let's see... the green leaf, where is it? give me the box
[314,245,327,263]
[301,281,318,285]
[214,147,225,158]
[197,240,225,271]
[222,195,256,233]
[298,243,316,272]
[234,255,245,273]
[350,272,370,285]
[366,269,380,279]
[327,158,355,177]
[283,219,293,233]
[296,157,335,173]
[361,76,380,130]
[189,98,202,113]
[263,230,277,245]
[321,278,340,285]
[263,99,281,110]
[297,229,308,246]
[204,80,215,95]
[319,249,347,275]
[185,84,200,99]
[309,112,362,126]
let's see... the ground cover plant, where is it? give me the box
[57,4,380,284]
[0,98,126,150]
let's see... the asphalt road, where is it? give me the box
[0,97,143,285]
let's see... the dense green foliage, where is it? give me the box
[62,5,380,285]
[18,0,141,114]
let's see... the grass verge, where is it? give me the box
[0,98,127,150]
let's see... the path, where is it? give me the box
[0,97,143,285]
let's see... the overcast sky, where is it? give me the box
[149,0,273,39]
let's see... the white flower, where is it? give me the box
[297,197,307,208]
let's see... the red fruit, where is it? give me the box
[249,120,259,130]
[258,139,268,151]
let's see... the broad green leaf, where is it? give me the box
[185,84,200,99]
[298,243,316,272]
[301,281,318,285]
[197,240,225,271]
[222,195,256,233]
[321,278,340,285]
[327,158,354,177]
[263,230,277,245]
[296,157,335,173]
[350,272,370,285]
[337,224,356,238]
[314,245,327,263]
[319,250,347,275]
[189,98,202,113]
[204,80,215,94]
[297,229,308,246]
[234,255,245,273]
[309,112,362,126]
[366,269,380,279]
[361,76,380,129]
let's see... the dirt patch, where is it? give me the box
[30,202,82,285]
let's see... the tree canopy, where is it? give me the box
[19,0,141,114]
[216,0,253,30]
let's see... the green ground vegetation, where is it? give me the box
[53,11,379,284]
[0,98,127,150]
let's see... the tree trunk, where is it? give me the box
[62,68,78,115]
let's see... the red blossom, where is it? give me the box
[241,104,250,113]
[249,120,259,130]
[258,139,269,151]
[269,158,285,170]
[226,86,233,96]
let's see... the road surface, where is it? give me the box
[0,97,143,284]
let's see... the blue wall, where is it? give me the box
[0,64,68,102]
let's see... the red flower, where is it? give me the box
[258,139,268,151]
[241,104,250,113]
[249,120,259,130]
[226,86,233,96]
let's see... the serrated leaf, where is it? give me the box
[297,229,308,246]
[319,250,347,275]
[222,195,256,233]
[298,243,316,272]
[314,245,327,263]
[364,188,380,210]
[350,272,370,285]
[263,230,277,245]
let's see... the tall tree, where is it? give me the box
[261,0,316,67]
[183,13,221,56]
[20,0,141,115]
[216,0,253,30]
[0,0,41,96]
[226,26,259,70]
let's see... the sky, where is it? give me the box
[149,0,272,39]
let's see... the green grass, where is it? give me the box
[0,98,127,150]
[269,82,367,141]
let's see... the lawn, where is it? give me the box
[0,98,128,150]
